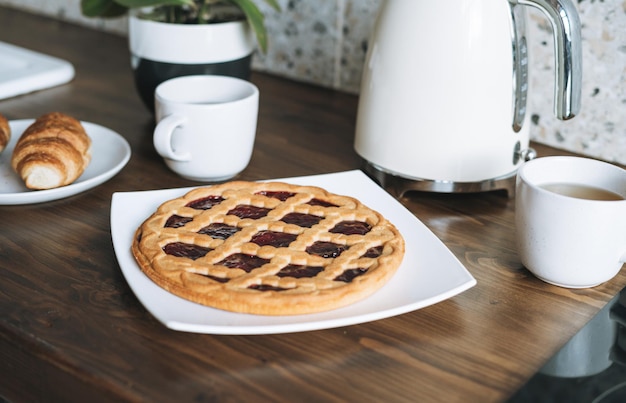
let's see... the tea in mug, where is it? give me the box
[540,183,624,201]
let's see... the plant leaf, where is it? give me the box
[81,0,195,18]
[227,0,268,53]
[261,0,281,12]
[114,0,195,7]
[81,0,128,17]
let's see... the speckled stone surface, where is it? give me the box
[0,0,624,165]
[526,1,626,165]
[253,0,340,88]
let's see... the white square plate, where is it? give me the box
[111,170,476,334]
[0,42,75,99]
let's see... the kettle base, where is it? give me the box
[362,162,517,198]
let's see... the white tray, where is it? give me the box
[111,170,476,334]
[0,41,75,99]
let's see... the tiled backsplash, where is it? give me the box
[1,0,625,165]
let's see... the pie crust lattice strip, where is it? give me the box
[132,181,405,315]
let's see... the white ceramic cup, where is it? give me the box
[515,156,626,288]
[154,75,259,181]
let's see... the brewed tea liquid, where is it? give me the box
[541,183,624,201]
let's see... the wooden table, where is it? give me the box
[1,7,624,402]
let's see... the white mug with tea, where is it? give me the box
[515,156,626,288]
[154,75,259,181]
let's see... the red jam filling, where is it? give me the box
[250,230,298,247]
[248,284,287,291]
[198,223,240,239]
[198,274,230,283]
[307,198,338,207]
[280,212,322,228]
[186,196,224,210]
[256,191,296,201]
[277,264,324,278]
[330,221,371,235]
[227,205,271,219]
[334,268,368,283]
[306,241,348,258]
[218,253,269,272]
[164,215,193,228]
[163,242,212,260]
[363,246,383,258]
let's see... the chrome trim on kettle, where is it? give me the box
[511,0,582,120]
[362,162,518,198]
[510,3,529,132]
[513,141,537,164]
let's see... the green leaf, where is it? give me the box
[82,0,195,17]
[115,0,194,8]
[227,0,268,53]
[261,0,281,12]
[81,0,128,17]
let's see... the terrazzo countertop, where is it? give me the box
[0,0,624,165]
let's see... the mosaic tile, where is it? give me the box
[526,2,626,165]
[339,0,381,93]
[253,0,339,88]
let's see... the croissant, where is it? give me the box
[11,112,91,190]
[0,113,9,153]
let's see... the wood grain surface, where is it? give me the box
[1,7,625,402]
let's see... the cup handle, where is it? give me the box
[153,114,191,162]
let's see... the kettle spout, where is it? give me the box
[515,0,582,120]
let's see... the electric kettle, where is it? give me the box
[354,0,582,196]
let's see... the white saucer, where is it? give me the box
[111,170,476,335]
[0,119,131,205]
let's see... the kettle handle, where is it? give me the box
[515,0,582,120]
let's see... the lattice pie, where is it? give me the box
[132,181,405,315]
